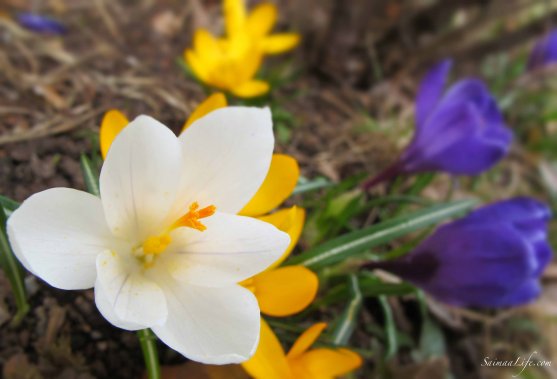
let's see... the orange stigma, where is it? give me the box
[172,202,216,231]
[135,202,216,269]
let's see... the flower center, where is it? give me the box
[142,234,172,255]
[135,202,216,268]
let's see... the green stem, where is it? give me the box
[379,295,398,359]
[137,329,161,379]
[0,206,29,327]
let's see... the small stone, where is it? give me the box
[90,331,102,340]
[24,276,40,297]
[97,341,108,351]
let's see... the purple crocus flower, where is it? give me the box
[16,13,67,35]
[528,29,557,71]
[363,59,512,189]
[367,197,552,307]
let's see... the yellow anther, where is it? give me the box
[172,202,216,232]
[134,202,216,269]
[142,234,172,255]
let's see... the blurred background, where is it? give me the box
[1,0,557,378]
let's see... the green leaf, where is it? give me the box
[417,310,446,360]
[288,199,477,269]
[0,195,19,217]
[330,275,362,346]
[359,272,416,296]
[80,154,100,197]
[0,206,29,326]
[311,273,414,308]
[292,177,333,195]
[407,173,436,196]
[379,295,398,359]
[303,178,366,246]
[365,195,433,208]
[415,290,446,360]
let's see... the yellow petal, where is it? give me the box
[184,49,210,82]
[240,51,265,84]
[224,0,247,36]
[181,93,228,132]
[231,79,270,98]
[257,206,305,269]
[240,154,300,217]
[287,323,327,359]
[218,37,264,85]
[262,33,300,54]
[100,109,129,159]
[242,319,291,379]
[252,265,318,317]
[289,348,362,379]
[193,29,221,61]
[246,3,277,38]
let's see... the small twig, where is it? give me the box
[0,109,101,145]
[94,0,123,44]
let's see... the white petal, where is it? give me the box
[96,250,167,327]
[100,115,183,242]
[162,213,290,286]
[152,280,260,364]
[7,188,116,290]
[173,107,274,216]
[94,280,145,331]
[6,233,33,276]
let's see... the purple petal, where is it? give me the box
[406,102,479,161]
[415,59,453,128]
[16,13,67,35]
[421,223,538,284]
[528,29,557,71]
[432,279,541,307]
[532,240,552,276]
[421,134,509,175]
[496,280,541,307]
[417,122,511,175]
[410,223,540,307]
[439,78,499,122]
[463,197,551,226]
[402,76,512,175]
[402,102,510,174]
[385,197,553,308]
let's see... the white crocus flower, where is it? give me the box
[7,107,290,364]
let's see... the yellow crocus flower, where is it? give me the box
[224,0,301,55]
[99,93,317,318]
[184,0,300,98]
[185,30,270,98]
[243,321,362,379]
